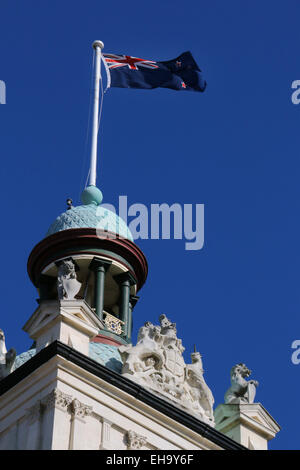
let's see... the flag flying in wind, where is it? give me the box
[102,51,206,92]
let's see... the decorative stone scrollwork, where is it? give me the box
[224,363,259,404]
[104,312,124,335]
[126,430,147,450]
[57,258,81,300]
[119,315,215,426]
[71,398,93,420]
[41,390,93,422]
[42,388,73,412]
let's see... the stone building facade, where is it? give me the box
[0,186,279,450]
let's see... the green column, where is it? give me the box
[89,258,112,321]
[114,272,136,341]
[38,274,56,302]
[128,295,139,341]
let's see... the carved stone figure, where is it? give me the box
[0,329,16,379]
[224,363,259,404]
[119,320,163,379]
[119,315,214,425]
[57,259,81,300]
[185,351,214,422]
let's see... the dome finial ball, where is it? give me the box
[81,186,103,206]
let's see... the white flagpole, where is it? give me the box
[89,40,104,187]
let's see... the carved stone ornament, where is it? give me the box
[0,328,16,380]
[42,388,73,412]
[57,258,82,300]
[126,430,147,450]
[119,315,215,426]
[71,398,93,420]
[224,363,259,404]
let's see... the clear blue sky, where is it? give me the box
[1,0,300,450]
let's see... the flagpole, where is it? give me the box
[89,40,104,187]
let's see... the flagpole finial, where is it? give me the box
[93,40,104,50]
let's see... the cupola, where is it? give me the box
[27,186,148,347]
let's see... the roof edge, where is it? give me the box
[0,341,247,451]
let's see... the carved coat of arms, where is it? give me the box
[119,315,215,426]
[164,348,185,378]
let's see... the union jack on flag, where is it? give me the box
[101,51,206,92]
[103,54,159,71]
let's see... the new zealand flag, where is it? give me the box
[102,51,206,92]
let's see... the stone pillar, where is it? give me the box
[128,295,139,341]
[214,403,280,450]
[89,258,112,321]
[69,399,93,450]
[41,389,73,450]
[25,401,42,449]
[100,418,112,450]
[114,272,136,341]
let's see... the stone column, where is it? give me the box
[100,418,113,450]
[41,388,73,450]
[114,272,136,341]
[69,399,93,450]
[89,258,112,321]
[25,401,42,449]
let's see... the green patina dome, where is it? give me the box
[46,186,133,241]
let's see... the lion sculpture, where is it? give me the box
[224,363,258,404]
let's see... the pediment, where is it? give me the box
[241,404,281,434]
[23,299,104,337]
[214,403,280,436]
[23,307,58,337]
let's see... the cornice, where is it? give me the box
[0,341,247,451]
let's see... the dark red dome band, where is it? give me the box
[27,228,148,291]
